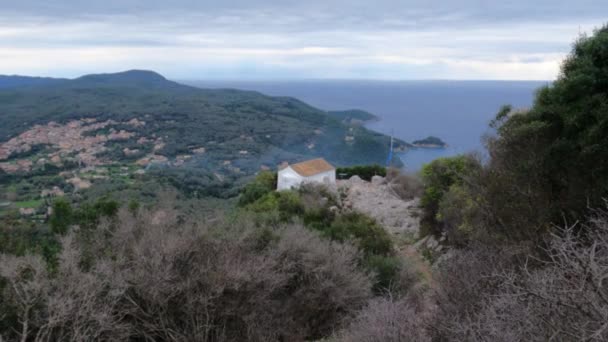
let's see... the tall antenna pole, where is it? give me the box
[386,130,394,167]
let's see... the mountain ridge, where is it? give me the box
[0,75,68,89]
[0,70,407,174]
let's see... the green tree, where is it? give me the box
[72,198,120,229]
[238,171,277,206]
[49,199,72,235]
[482,25,608,239]
[420,155,479,237]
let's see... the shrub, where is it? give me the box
[428,239,535,341]
[238,171,277,206]
[299,183,338,229]
[49,199,72,235]
[244,185,400,292]
[0,204,374,341]
[72,197,120,229]
[0,225,60,266]
[247,190,305,222]
[336,297,429,342]
[336,165,386,181]
[388,172,423,200]
[419,155,480,237]
[324,212,393,257]
[434,183,482,245]
[365,255,400,292]
[430,210,608,341]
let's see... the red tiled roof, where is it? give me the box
[289,158,335,177]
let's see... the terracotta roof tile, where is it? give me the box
[290,158,335,177]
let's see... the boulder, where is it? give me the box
[371,175,385,185]
[349,175,363,184]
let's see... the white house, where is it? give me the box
[277,158,336,191]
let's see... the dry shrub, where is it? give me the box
[0,254,48,342]
[388,172,423,200]
[429,243,526,341]
[391,258,421,296]
[0,202,373,342]
[36,234,131,341]
[336,296,429,342]
[431,211,608,341]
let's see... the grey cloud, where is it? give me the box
[0,0,606,80]
[5,0,607,31]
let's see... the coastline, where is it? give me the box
[362,116,450,170]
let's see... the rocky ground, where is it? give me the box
[339,175,440,300]
[338,175,421,239]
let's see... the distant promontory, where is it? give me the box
[327,109,379,125]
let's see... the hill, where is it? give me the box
[0,70,411,202]
[328,109,378,123]
[0,75,67,89]
[0,70,407,166]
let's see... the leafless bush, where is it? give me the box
[114,215,372,341]
[269,227,373,339]
[0,254,48,342]
[387,258,421,297]
[388,172,423,200]
[429,243,528,341]
[36,234,131,341]
[0,200,373,341]
[431,211,608,341]
[490,217,608,341]
[336,296,429,342]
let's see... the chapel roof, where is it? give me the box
[288,158,335,177]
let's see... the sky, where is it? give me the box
[0,0,606,80]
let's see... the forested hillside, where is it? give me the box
[0,70,410,224]
[0,70,406,166]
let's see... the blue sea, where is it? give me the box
[183,80,547,171]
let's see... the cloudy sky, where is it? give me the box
[0,1,605,80]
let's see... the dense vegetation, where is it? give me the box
[238,175,408,292]
[0,70,405,169]
[336,164,386,180]
[410,25,608,340]
[0,185,420,341]
[419,26,608,244]
[1,205,374,341]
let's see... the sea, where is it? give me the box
[183,80,548,171]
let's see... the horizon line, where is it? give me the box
[177,78,552,82]
[0,70,553,83]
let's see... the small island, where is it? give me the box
[412,136,448,148]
